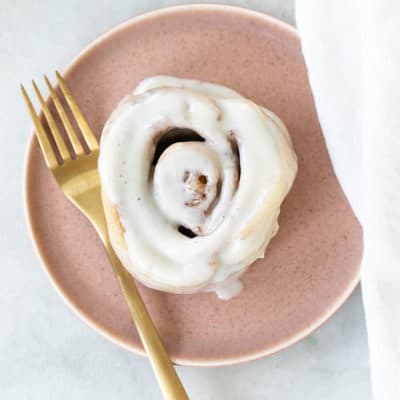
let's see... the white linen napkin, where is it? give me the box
[296,1,400,398]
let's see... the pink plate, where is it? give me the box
[24,5,362,366]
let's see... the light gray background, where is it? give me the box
[0,1,371,399]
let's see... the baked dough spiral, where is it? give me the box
[99,76,297,299]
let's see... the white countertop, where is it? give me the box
[0,1,371,398]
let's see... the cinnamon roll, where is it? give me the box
[98,76,297,299]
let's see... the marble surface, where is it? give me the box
[0,1,371,399]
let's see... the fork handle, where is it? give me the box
[104,242,189,400]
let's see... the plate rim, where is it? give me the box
[23,3,360,367]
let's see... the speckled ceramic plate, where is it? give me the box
[24,4,362,366]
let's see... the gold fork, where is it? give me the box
[21,72,189,400]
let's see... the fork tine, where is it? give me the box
[21,84,58,169]
[32,80,71,162]
[55,71,99,152]
[44,75,85,157]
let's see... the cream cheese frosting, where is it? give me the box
[98,76,297,299]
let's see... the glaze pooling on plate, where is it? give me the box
[99,76,297,299]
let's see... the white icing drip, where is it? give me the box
[214,278,244,301]
[99,76,297,299]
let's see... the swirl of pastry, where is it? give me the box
[99,76,297,299]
